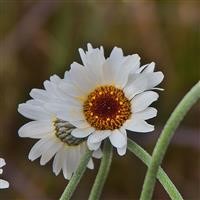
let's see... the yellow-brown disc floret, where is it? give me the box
[83,86,132,130]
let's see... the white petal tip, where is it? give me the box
[40,162,46,166]
[118,151,126,156]
[28,155,35,162]
[18,130,25,137]
[53,172,58,176]
[117,146,127,156]
[0,180,9,189]
[158,71,164,80]
[148,126,155,132]
[0,158,6,167]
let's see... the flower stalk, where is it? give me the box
[60,149,92,200]
[127,138,183,200]
[88,140,113,200]
[140,81,200,200]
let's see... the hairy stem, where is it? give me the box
[128,138,183,200]
[140,81,200,200]
[88,140,113,200]
[60,149,92,200]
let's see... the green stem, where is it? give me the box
[127,138,183,200]
[88,140,113,200]
[140,81,200,200]
[60,149,92,200]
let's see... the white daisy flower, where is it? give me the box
[46,44,164,156]
[18,75,102,180]
[0,158,9,189]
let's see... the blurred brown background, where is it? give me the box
[0,0,199,199]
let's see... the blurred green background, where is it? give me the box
[0,0,199,199]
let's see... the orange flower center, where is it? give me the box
[83,86,131,130]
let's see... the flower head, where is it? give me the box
[46,44,164,156]
[18,75,102,179]
[0,158,9,189]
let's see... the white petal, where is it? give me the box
[92,148,103,159]
[18,121,52,138]
[82,48,105,83]
[70,120,90,129]
[102,59,119,85]
[124,72,164,99]
[49,90,83,107]
[65,148,80,177]
[109,129,127,148]
[0,158,6,168]
[43,80,58,94]
[28,136,54,161]
[69,62,96,93]
[59,80,85,98]
[109,47,124,64]
[57,109,85,122]
[44,82,69,100]
[134,107,157,120]
[136,62,155,73]
[30,88,48,102]
[102,55,139,87]
[117,145,127,156]
[44,79,66,100]
[46,93,82,107]
[53,149,63,176]
[119,127,127,137]
[79,48,87,66]
[153,87,164,91]
[88,130,111,143]
[0,169,3,174]
[40,139,62,165]
[136,64,148,73]
[142,62,155,73]
[131,91,159,113]
[50,74,61,83]
[87,159,94,169]
[62,149,72,180]
[71,127,95,138]
[87,140,101,151]
[55,95,82,107]
[124,119,154,133]
[114,54,140,88]
[45,102,82,115]
[44,102,67,113]
[102,47,124,85]
[0,179,9,189]
[18,103,50,121]
[87,43,93,51]
[26,99,43,106]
